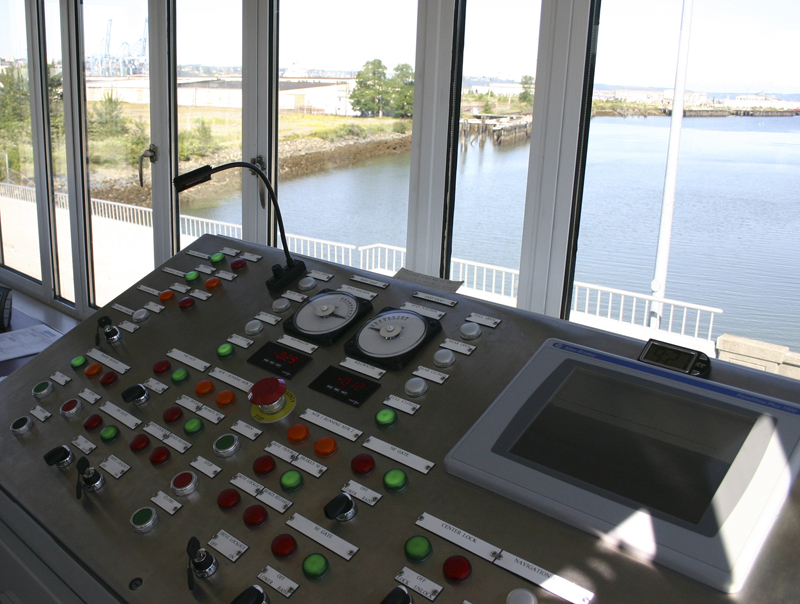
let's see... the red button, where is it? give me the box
[351,453,376,476]
[84,363,102,378]
[172,471,195,490]
[179,296,195,310]
[243,504,268,528]
[129,433,151,452]
[271,533,298,559]
[158,290,175,302]
[443,555,472,583]
[83,414,103,431]
[195,379,215,398]
[205,277,221,290]
[217,488,241,511]
[61,399,80,413]
[314,436,338,458]
[253,455,276,476]
[163,406,183,424]
[99,371,118,386]
[149,446,171,466]
[153,359,171,374]
[248,378,287,408]
[253,455,275,476]
[231,258,247,270]
[287,424,310,444]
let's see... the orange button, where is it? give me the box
[158,289,175,302]
[195,379,215,398]
[205,277,222,290]
[287,424,310,444]
[314,436,338,458]
[216,390,236,408]
[84,362,103,378]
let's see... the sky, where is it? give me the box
[1,0,798,94]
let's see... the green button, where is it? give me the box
[280,470,304,493]
[70,355,87,369]
[184,418,204,436]
[33,381,50,393]
[185,270,200,283]
[217,343,234,359]
[131,507,154,526]
[215,434,236,450]
[100,425,120,443]
[210,253,225,264]
[405,535,433,562]
[302,553,329,580]
[375,408,398,428]
[383,468,409,492]
[171,368,189,384]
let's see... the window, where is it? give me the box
[570,0,800,358]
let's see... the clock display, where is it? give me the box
[308,366,380,407]
[247,341,312,379]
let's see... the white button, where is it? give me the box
[404,377,428,398]
[433,349,456,368]
[272,298,291,313]
[507,588,538,604]
[459,322,482,340]
[245,320,264,336]
[298,276,317,292]
[132,308,150,323]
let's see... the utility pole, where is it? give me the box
[649,0,694,328]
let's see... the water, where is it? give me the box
[182,116,800,350]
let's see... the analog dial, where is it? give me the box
[354,310,429,358]
[291,292,361,336]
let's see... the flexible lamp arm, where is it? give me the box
[174,162,306,293]
[174,162,294,267]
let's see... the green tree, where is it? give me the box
[350,59,389,117]
[519,75,534,104]
[47,62,65,142]
[388,63,414,118]
[0,66,32,181]
[89,91,128,139]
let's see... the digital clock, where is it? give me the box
[246,341,312,379]
[638,339,711,377]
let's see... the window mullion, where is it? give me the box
[404,0,458,277]
[60,0,93,317]
[516,0,592,316]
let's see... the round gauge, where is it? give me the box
[354,310,430,359]
[284,290,372,346]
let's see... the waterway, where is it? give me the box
[183,116,800,350]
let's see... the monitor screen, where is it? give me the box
[499,363,760,527]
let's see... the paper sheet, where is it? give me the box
[0,324,61,363]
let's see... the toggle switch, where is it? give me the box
[76,457,105,499]
[380,586,413,604]
[230,585,269,604]
[186,536,218,591]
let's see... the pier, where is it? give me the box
[459,114,532,145]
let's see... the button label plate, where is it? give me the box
[285,513,358,560]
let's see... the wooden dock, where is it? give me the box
[459,114,532,146]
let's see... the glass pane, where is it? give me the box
[82,0,153,306]
[450,0,541,306]
[45,0,74,302]
[572,0,800,372]
[0,0,43,281]
[175,0,242,250]
[277,0,417,274]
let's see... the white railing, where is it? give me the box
[571,281,722,340]
[358,243,406,275]
[1,182,723,342]
[287,235,355,267]
[451,256,519,300]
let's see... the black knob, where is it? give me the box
[186,536,217,588]
[380,586,413,604]
[44,445,74,468]
[122,384,149,406]
[324,492,357,522]
[231,585,269,604]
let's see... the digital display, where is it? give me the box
[641,341,696,372]
[308,366,380,407]
[246,341,312,379]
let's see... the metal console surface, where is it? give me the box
[0,235,799,604]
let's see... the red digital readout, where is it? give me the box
[337,376,366,391]
[275,351,299,364]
